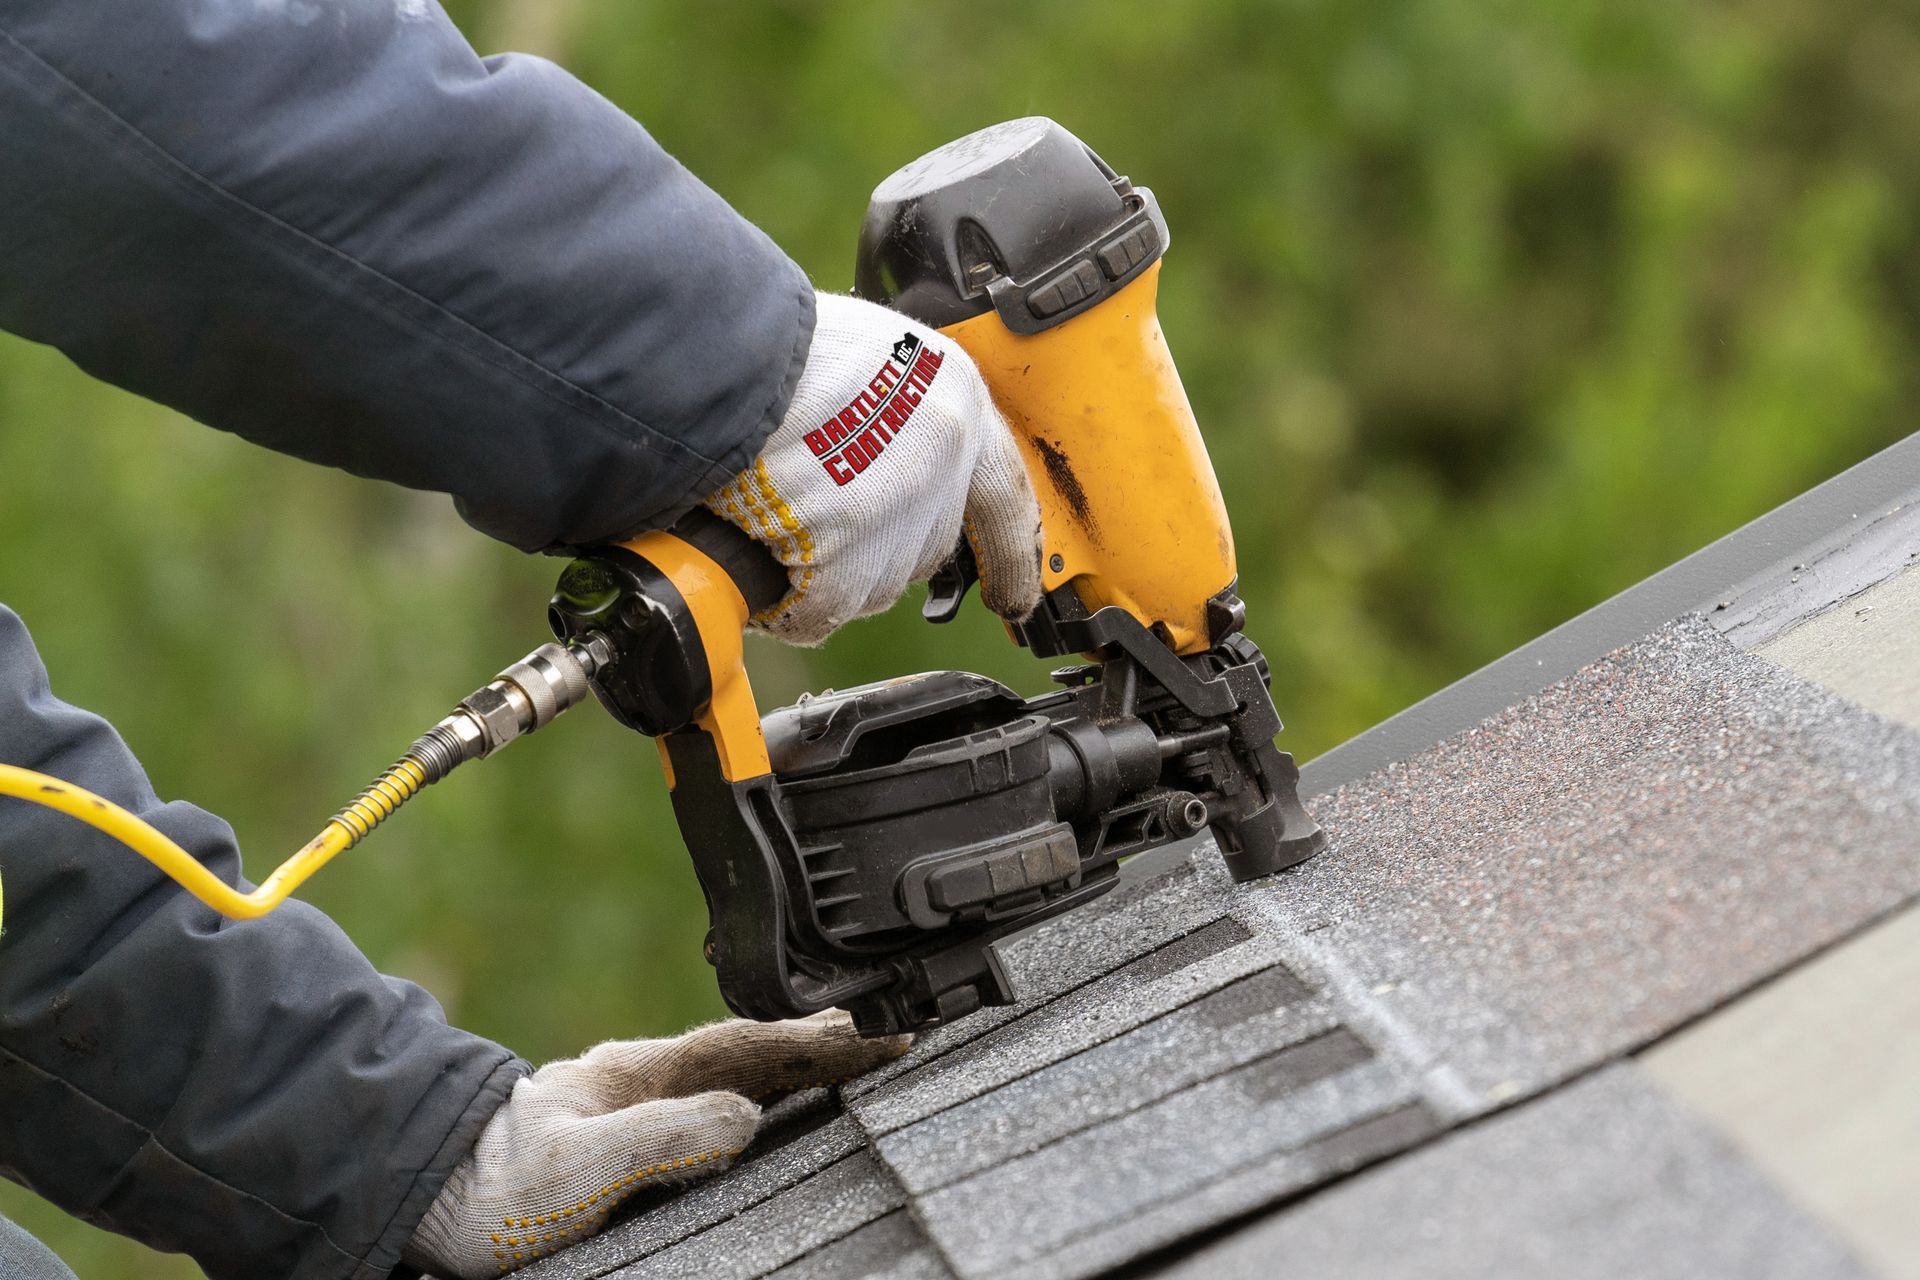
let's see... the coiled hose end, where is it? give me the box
[320,635,611,851]
[327,755,429,850]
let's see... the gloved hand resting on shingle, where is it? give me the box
[706,291,1045,646]
[402,1011,908,1277]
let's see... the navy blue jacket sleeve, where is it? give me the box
[0,0,813,551]
[0,606,528,1279]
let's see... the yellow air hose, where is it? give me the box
[0,760,410,920]
[0,637,606,921]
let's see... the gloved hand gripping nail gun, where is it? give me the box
[547,119,1325,1037]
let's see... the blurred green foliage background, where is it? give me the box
[3,0,1917,1273]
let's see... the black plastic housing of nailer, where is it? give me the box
[699,583,1322,1037]
[550,531,1322,1036]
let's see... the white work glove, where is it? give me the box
[403,1011,907,1278]
[707,291,1045,646]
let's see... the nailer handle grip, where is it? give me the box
[667,506,790,619]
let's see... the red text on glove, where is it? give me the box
[802,335,945,486]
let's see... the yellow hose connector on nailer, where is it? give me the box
[0,636,609,921]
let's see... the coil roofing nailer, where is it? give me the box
[545,118,1326,1036]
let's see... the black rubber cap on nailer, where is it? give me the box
[854,117,1170,335]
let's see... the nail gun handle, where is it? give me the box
[549,509,780,784]
[858,118,1237,657]
[666,506,790,619]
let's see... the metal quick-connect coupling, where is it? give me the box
[325,636,612,849]
[411,636,614,779]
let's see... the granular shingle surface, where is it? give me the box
[1280,614,1920,1104]
[1157,1064,1872,1280]
[596,1148,904,1280]
[915,1053,1434,1279]
[870,966,1335,1193]
[762,1211,951,1280]
[516,1093,883,1280]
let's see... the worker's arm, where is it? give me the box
[0,0,810,552]
[0,604,524,1280]
[0,0,1044,633]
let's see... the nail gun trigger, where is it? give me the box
[922,539,980,624]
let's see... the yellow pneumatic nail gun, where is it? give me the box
[544,118,1326,1035]
[0,119,1323,1033]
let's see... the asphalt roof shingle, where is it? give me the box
[1158,1065,1875,1280]
[1282,615,1920,1104]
